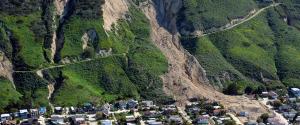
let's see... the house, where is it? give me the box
[39,107,47,115]
[246,121,258,125]
[168,115,183,124]
[126,115,136,122]
[75,117,85,124]
[69,107,76,114]
[54,107,63,114]
[1,114,11,121]
[83,102,93,112]
[291,88,300,98]
[212,109,222,116]
[30,109,39,118]
[213,106,221,109]
[279,105,291,112]
[268,116,287,125]
[196,115,209,125]
[187,107,200,114]
[148,121,163,125]
[19,109,29,119]
[101,103,111,116]
[127,123,136,125]
[261,92,269,97]
[116,101,127,110]
[101,119,113,125]
[239,111,249,117]
[51,115,65,125]
[127,99,138,109]
[141,101,154,108]
[288,98,297,103]
[268,91,278,99]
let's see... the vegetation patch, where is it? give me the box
[0,12,48,69]
[0,77,21,113]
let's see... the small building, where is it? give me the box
[127,99,138,109]
[196,115,209,125]
[1,114,11,121]
[83,102,93,112]
[54,107,63,114]
[101,119,113,125]
[126,115,136,122]
[291,88,300,98]
[141,101,154,108]
[39,107,47,115]
[51,115,65,124]
[279,105,291,112]
[261,92,269,97]
[69,107,76,114]
[116,101,127,110]
[213,106,221,109]
[239,111,249,117]
[268,91,278,99]
[168,115,183,124]
[148,121,163,125]
[75,117,85,124]
[30,109,39,118]
[19,109,29,119]
[101,103,111,116]
[288,98,297,103]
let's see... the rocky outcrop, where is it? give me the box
[54,0,69,16]
[81,29,99,50]
[102,0,129,30]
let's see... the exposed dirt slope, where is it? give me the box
[102,0,129,30]
[141,0,268,122]
[0,52,14,84]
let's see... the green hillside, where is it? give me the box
[0,0,168,111]
[182,6,300,90]
[178,0,257,33]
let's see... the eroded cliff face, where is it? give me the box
[0,52,14,85]
[141,0,210,104]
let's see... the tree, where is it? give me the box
[224,83,238,95]
[245,86,253,94]
[272,100,282,108]
[224,120,236,125]
[255,85,266,94]
[260,113,269,123]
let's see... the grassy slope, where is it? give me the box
[0,12,47,69]
[267,8,300,87]
[208,13,278,80]
[0,77,21,112]
[182,8,278,90]
[184,4,300,89]
[179,0,257,31]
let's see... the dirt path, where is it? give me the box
[196,3,281,37]
[13,53,125,73]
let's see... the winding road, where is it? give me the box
[13,53,125,73]
[195,3,281,38]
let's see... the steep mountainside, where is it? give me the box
[0,0,300,120]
